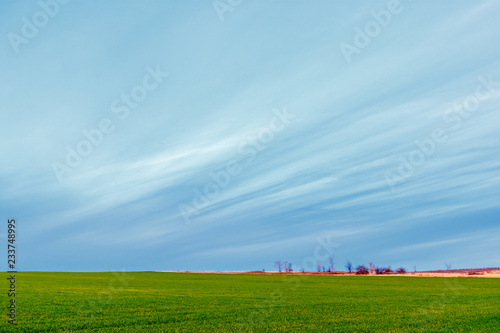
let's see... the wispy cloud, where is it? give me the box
[1,0,499,271]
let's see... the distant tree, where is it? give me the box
[396,267,406,274]
[283,261,288,273]
[287,263,293,273]
[317,264,322,272]
[375,266,393,275]
[413,265,417,273]
[274,260,283,273]
[356,265,369,275]
[345,260,353,273]
[445,263,452,271]
[328,256,335,272]
[369,262,376,274]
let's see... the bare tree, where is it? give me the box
[274,260,283,273]
[355,265,369,275]
[328,256,335,272]
[369,262,376,274]
[282,261,293,273]
[316,264,322,272]
[345,260,353,273]
[413,265,417,273]
[445,263,452,271]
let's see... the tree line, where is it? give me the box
[273,257,415,275]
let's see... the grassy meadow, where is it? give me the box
[1,272,499,332]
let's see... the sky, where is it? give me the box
[0,0,499,272]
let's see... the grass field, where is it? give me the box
[1,272,499,332]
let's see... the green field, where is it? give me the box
[1,272,499,332]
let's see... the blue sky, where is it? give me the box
[0,0,499,272]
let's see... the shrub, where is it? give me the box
[375,266,394,274]
[396,267,406,274]
[356,265,369,275]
